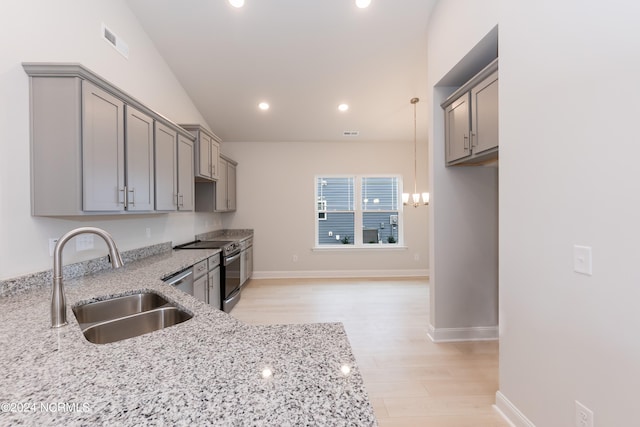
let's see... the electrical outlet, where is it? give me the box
[414,253,420,261]
[292,255,298,262]
[575,401,594,427]
[76,234,94,251]
[49,238,59,257]
[145,227,151,238]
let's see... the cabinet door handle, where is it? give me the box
[128,187,135,207]
[464,134,469,150]
[471,132,477,148]
[179,194,184,207]
[119,186,127,208]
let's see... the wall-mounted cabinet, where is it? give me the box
[442,59,498,166]
[23,63,195,216]
[154,123,194,212]
[216,156,237,212]
[181,124,221,181]
[195,154,237,213]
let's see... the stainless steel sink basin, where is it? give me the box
[73,292,171,324]
[81,307,192,344]
[73,292,192,344]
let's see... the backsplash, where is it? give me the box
[0,242,172,297]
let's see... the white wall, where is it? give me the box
[429,0,640,425]
[498,1,640,425]
[0,0,221,280]
[221,138,429,277]
[427,0,500,340]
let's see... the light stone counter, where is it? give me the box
[0,249,376,426]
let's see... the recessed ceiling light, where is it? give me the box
[258,102,270,111]
[229,0,245,8]
[338,103,349,112]
[355,0,371,8]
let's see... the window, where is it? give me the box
[315,175,402,246]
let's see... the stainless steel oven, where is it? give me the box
[221,246,241,312]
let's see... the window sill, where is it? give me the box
[312,245,408,252]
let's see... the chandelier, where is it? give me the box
[402,97,429,207]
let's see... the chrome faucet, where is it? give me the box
[51,227,124,328]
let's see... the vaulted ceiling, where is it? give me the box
[126,0,438,143]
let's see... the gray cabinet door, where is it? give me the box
[211,139,220,180]
[227,162,237,211]
[82,80,125,211]
[216,158,228,211]
[154,122,178,211]
[177,134,194,211]
[445,93,471,163]
[125,106,154,211]
[471,70,499,155]
[198,131,212,179]
[208,267,221,310]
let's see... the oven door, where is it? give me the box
[222,251,242,311]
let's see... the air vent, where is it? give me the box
[343,130,360,136]
[102,24,129,59]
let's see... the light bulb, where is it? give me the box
[258,102,269,111]
[355,0,371,8]
[422,193,430,204]
[229,0,244,8]
[412,193,420,204]
[402,193,410,205]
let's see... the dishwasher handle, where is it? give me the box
[164,268,193,286]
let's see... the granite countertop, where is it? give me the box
[0,249,376,426]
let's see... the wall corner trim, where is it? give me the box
[494,391,536,427]
[427,323,498,342]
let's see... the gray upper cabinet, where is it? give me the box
[226,161,237,211]
[154,123,194,212]
[154,122,178,211]
[215,158,228,211]
[23,63,195,216]
[181,124,221,181]
[442,59,498,166]
[125,106,155,211]
[445,93,471,163]
[82,81,125,212]
[471,70,499,155]
[215,156,238,212]
[177,134,195,211]
[155,122,194,212]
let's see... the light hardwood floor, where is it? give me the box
[231,277,508,427]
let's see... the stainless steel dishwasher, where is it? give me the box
[163,267,194,296]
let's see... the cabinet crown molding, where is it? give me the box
[22,62,194,140]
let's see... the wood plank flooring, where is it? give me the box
[231,278,508,427]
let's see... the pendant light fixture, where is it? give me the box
[402,97,429,207]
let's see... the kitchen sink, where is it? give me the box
[73,292,192,344]
[80,307,192,344]
[73,292,171,324]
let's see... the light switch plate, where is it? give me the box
[76,234,94,252]
[573,245,592,276]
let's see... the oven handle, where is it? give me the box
[224,252,241,266]
[164,268,193,286]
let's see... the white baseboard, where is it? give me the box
[494,391,535,427]
[252,269,429,279]
[427,323,498,342]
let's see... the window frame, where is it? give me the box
[314,174,404,249]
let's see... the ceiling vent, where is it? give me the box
[102,24,129,59]
[343,130,360,136]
